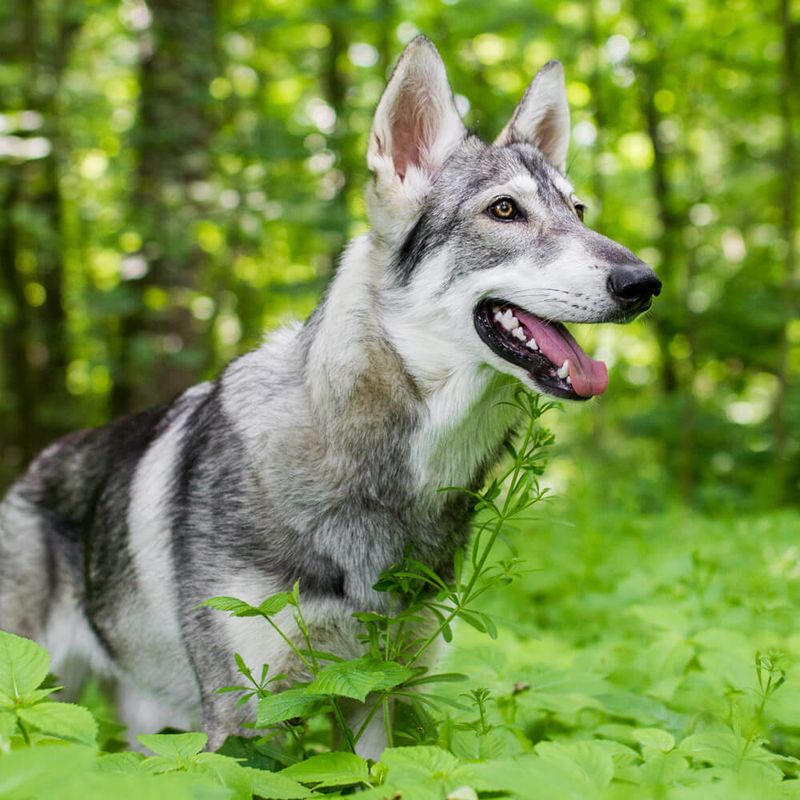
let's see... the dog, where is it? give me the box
[0,36,660,757]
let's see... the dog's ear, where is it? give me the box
[368,36,466,185]
[495,60,570,173]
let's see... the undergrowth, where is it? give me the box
[2,391,800,798]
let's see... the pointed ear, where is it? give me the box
[495,60,570,172]
[368,36,467,183]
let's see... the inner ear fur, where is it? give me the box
[495,60,570,173]
[368,35,467,182]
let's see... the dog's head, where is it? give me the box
[367,36,661,401]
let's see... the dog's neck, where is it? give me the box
[304,234,520,496]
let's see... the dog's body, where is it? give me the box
[0,38,659,755]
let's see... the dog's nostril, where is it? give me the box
[608,264,662,304]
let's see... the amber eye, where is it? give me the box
[574,202,587,222]
[488,197,520,221]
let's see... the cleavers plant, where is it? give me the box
[202,389,557,756]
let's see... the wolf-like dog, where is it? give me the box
[0,37,660,756]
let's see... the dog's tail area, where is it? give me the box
[0,483,52,640]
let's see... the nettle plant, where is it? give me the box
[203,389,556,758]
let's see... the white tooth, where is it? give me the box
[526,336,539,350]
[557,360,569,379]
[500,312,514,331]
[511,326,526,341]
[494,310,503,321]
[566,376,572,385]
[508,315,520,329]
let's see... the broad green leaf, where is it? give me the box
[380,746,460,778]
[637,750,691,787]
[18,686,59,705]
[0,631,50,701]
[535,741,615,792]
[305,657,413,702]
[245,767,315,799]
[678,729,784,782]
[96,752,146,773]
[281,751,368,788]
[201,596,260,617]
[634,727,675,754]
[194,752,252,800]
[17,701,98,745]
[137,731,208,758]
[56,771,232,800]
[0,743,95,798]
[139,755,185,775]
[0,709,17,742]
[256,689,329,726]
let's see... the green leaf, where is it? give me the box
[17,701,98,745]
[281,751,369,788]
[18,686,60,705]
[96,752,146,773]
[633,727,675,754]
[380,745,460,777]
[245,767,315,799]
[0,631,50,701]
[201,596,260,616]
[535,741,615,792]
[194,752,252,800]
[455,609,487,634]
[258,592,291,616]
[0,744,96,798]
[305,657,413,702]
[256,689,329,726]
[404,671,468,688]
[0,709,17,742]
[137,731,208,758]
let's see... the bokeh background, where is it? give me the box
[0,0,797,510]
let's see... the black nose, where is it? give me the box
[607,263,662,308]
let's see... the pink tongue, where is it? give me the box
[513,310,609,398]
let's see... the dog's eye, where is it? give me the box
[574,202,587,222]
[488,198,520,221]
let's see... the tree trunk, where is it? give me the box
[772,0,798,503]
[113,0,220,415]
[319,0,353,251]
[0,176,36,463]
[0,0,82,475]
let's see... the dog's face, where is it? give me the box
[368,37,660,400]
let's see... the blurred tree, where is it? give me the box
[772,0,798,503]
[0,0,84,465]
[0,0,797,507]
[112,0,220,414]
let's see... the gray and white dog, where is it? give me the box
[0,37,659,755]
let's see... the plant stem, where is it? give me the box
[264,616,315,673]
[330,698,356,752]
[17,717,31,746]
[407,405,540,666]
[353,696,383,744]
[382,695,393,748]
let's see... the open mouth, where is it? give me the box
[474,299,609,400]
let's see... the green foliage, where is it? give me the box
[3,502,800,797]
[3,393,799,797]
[0,0,798,506]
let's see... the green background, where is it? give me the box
[0,0,798,510]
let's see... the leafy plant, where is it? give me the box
[204,389,555,756]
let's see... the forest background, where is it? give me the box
[0,0,797,512]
